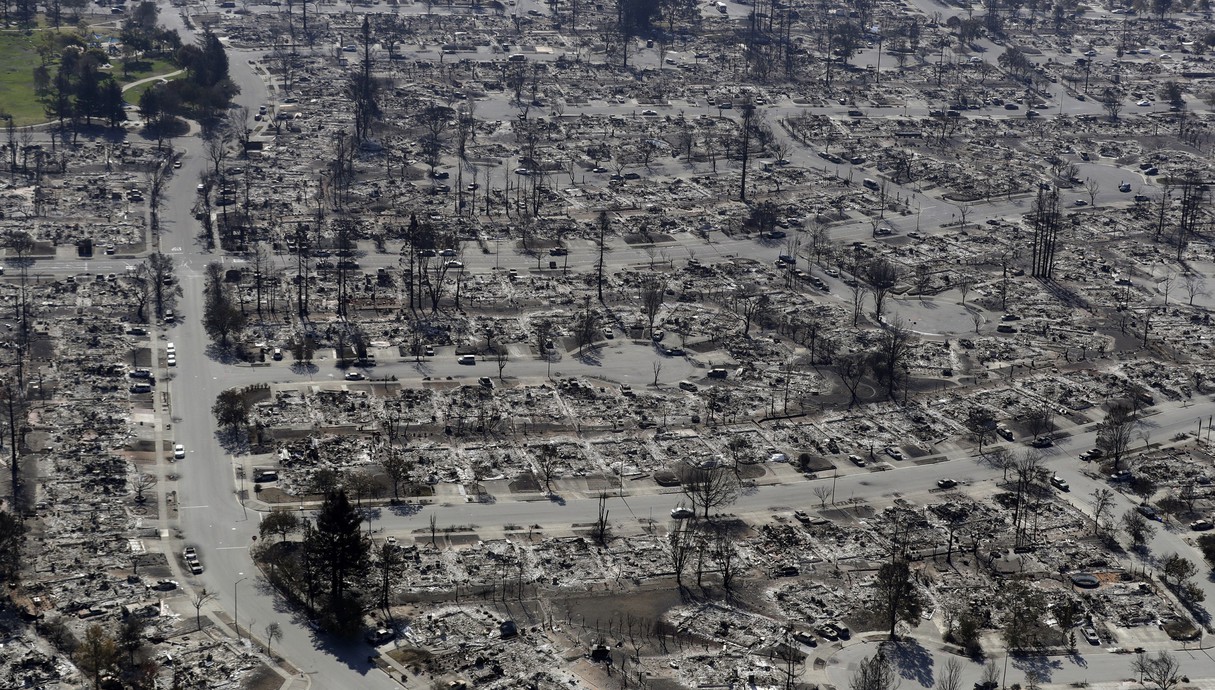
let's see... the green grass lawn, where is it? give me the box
[122,70,182,106]
[0,33,49,126]
[0,28,180,125]
[114,56,177,84]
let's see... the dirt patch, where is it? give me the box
[799,455,836,472]
[653,471,680,486]
[510,472,541,493]
[555,585,689,640]
[736,464,765,480]
[387,646,433,666]
[240,663,282,690]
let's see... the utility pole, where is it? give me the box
[234,576,247,640]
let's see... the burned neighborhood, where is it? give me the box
[0,0,1214,687]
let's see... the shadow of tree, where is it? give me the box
[386,501,423,518]
[576,349,603,366]
[205,341,246,365]
[880,638,935,688]
[215,425,250,455]
[291,362,319,376]
[1011,653,1064,682]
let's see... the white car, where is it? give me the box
[166,342,175,354]
[1137,99,1152,106]
[167,353,176,367]
[174,444,185,459]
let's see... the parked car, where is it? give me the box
[884,447,904,461]
[793,510,811,524]
[345,371,365,381]
[1191,519,1214,531]
[670,506,695,520]
[849,454,866,467]
[937,478,958,489]
[174,444,185,459]
[366,628,395,645]
[792,631,817,646]
[1050,476,1070,492]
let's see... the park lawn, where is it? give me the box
[0,32,49,126]
[123,71,183,106]
[0,28,181,123]
[114,56,177,84]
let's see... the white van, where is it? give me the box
[458,354,476,365]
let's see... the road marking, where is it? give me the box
[180,505,210,509]
[216,546,249,550]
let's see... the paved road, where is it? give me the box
[123,9,408,685]
[825,636,1215,690]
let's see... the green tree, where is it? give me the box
[74,66,102,124]
[212,389,250,432]
[305,491,370,632]
[375,541,404,613]
[875,559,923,638]
[203,266,246,346]
[259,510,300,541]
[100,78,126,128]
